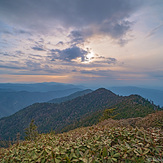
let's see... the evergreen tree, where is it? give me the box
[24,119,38,141]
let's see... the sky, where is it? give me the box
[0,0,163,88]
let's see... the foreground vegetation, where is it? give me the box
[0,111,162,163]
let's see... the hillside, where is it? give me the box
[48,89,92,103]
[0,111,162,162]
[61,94,159,132]
[0,88,159,141]
[0,88,122,140]
[0,88,82,118]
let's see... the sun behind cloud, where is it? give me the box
[83,50,95,63]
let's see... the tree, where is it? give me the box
[24,119,38,141]
[99,108,117,122]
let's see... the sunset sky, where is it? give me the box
[0,0,163,88]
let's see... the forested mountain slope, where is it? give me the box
[0,88,122,140]
[0,88,160,140]
[61,94,160,132]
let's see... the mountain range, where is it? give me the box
[1,83,163,119]
[0,82,84,118]
[0,82,85,92]
[110,86,163,107]
[48,89,92,103]
[0,88,160,141]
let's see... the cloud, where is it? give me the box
[38,38,44,43]
[30,54,43,58]
[0,64,25,70]
[47,44,118,68]
[0,21,31,36]
[56,41,64,46]
[68,30,86,45]
[79,69,150,82]
[0,51,24,59]
[68,20,132,46]
[146,24,163,38]
[24,60,72,75]
[25,60,42,71]
[31,45,45,51]
[99,20,132,39]
[148,70,163,78]
[49,45,89,62]
[1,52,10,56]
[116,38,129,46]
[91,55,117,65]
[107,58,117,64]
[0,0,142,40]
[80,69,115,77]
[13,28,32,35]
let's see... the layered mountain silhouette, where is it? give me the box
[48,89,92,103]
[0,88,82,118]
[110,86,163,107]
[0,81,86,118]
[0,88,159,140]
[0,82,85,92]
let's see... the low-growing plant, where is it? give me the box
[0,122,162,162]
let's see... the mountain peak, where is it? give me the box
[94,88,115,95]
[96,88,108,91]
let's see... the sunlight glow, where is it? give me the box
[83,51,95,64]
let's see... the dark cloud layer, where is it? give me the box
[49,45,118,64]
[50,46,88,62]
[0,0,142,40]
[32,46,45,51]
[68,30,85,45]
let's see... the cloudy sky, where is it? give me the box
[0,0,163,88]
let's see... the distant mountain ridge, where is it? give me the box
[0,82,85,92]
[0,88,82,118]
[0,88,160,140]
[48,89,92,103]
[110,86,163,107]
[0,82,85,118]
